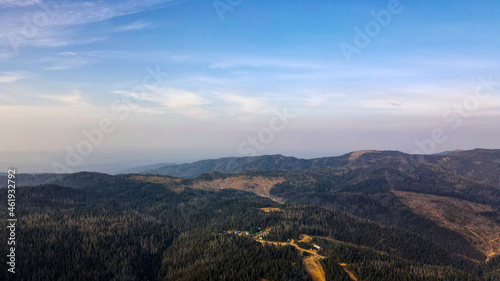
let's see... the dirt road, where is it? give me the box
[303,256,326,281]
[338,263,358,281]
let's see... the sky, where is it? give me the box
[0,0,499,173]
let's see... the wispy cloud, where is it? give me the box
[0,0,176,51]
[38,92,86,106]
[114,88,213,118]
[220,93,268,114]
[0,71,29,83]
[0,0,41,6]
[0,49,13,60]
[115,20,151,32]
[161,90,211,117]
[399,55,500,70]
[210,56,324,70]
[113,87,276,118]
[39,52,91,70]
[35,50,133,70]
[303,93,347,107]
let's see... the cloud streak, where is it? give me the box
[0,71,29,83]
[0,0,176,52]
[113,87,276,119]
[38,92,86,105]
[210,56,325,70]
[115,20,151,32]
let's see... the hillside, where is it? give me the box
[1,149,499,280]
[117,162,177,175]
[144,154,312,178]
[141,149,500,184]
[0,174,493,280]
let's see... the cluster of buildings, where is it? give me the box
[225,230,323,252]
[226,227,266,237]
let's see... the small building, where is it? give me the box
[235,231,241,234]
[314,245,321,250]
[298,235,304,240]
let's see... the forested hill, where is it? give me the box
[137,149,500,181]
[1,172,499,280]
[0,149,499,280]
[142,154,313,178]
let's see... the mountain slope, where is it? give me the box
[117,162,177,174]
[2,173,491,280]
[142,150,407,178]
[142,149,500,186]
[145,154,311,178]
[2,149,499,269]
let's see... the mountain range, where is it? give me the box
[1,148,499,280]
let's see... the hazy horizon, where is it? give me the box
[1,147,498,174]
[1,0,499,173]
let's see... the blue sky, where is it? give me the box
[1,0,499,172]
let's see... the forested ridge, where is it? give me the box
[0,170,498,280]
[1,149,499,280]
